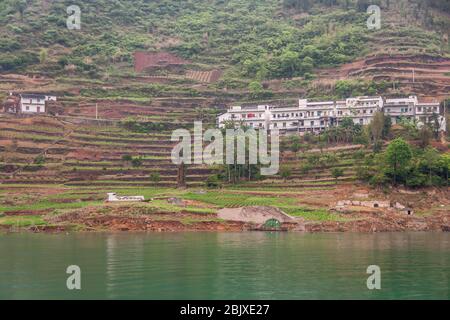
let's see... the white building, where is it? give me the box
[383,96,445,131]
[217,96,445,133]
[19,93,57,114]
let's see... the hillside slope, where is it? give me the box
[0,0,449,101]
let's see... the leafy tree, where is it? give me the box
[289,135,301,154]
[420,147,441,185]
[13,0,27,20]
[206,174,221,188]
[370,111,386,143]
[131,157,143,167]
[384,138,412,185]
[418,126,432,148]
[248,81,263,99]
[149,173,161,184]
[280,166,292,181]
[39,49,48,64]
[331,167,344,184]
[122,154,133,162]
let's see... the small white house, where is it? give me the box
[19,94,57,114]
[106,193,145,202]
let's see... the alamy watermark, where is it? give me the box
[366,265,381,290]
[171,122,280,176]
[66,265,81,290]
[67,5,81,30]
[367,5,381,30]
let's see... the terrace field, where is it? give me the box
[0,116,369,188]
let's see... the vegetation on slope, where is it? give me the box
[0,0,448,83]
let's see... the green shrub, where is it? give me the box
[206,175,222,189]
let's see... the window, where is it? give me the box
[310,121,314,126]
[37,107,40,112]
[359,119,364,125]
[26,106,29,111]
[317,111,322,116]
[418,107,421,112]
[274,123,278,128]
[283,123,286,128]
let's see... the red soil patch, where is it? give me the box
[134,51,190,73]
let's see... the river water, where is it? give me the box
[0,232,449,300]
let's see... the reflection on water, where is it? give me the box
[0,232,449,299]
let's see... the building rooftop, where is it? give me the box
[20,94,48,99]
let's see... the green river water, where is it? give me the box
[0,232,449,300]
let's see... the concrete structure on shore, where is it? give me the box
[217,95,446,133]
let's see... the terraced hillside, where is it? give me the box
[0,0,449,192]
[0,116,365,189]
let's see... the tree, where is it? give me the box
[289,135,301,154]
[122,154,133,162]
[39,49,48,64]
[248,81,263,99]
[131,157,143,167]
[14,0,28,20]
[382,116,392,139]
[177,163,187,188]
[331,167,344,184]
[370,111,385,143]
[206,174,221,188]
[418,126,432,148]
[276,49,301,78]
[280,166,292,182]
[149,172,161,184]
[385,138,412,185]
[420,147,440,185]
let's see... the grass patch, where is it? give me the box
[0,200,102,213]
[287,208,348,222]
[0,215,47,227]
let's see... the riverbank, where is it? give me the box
[0,184,448,233]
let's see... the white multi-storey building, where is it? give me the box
[19,93,57,114]
[217,96,446,133]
